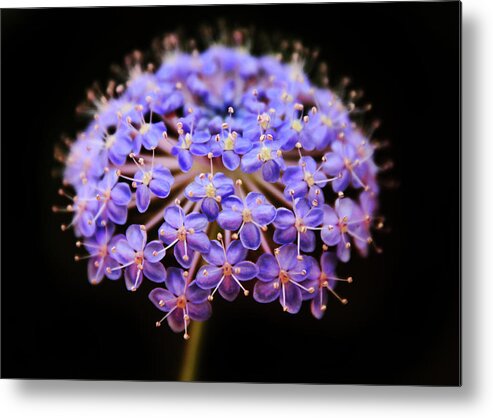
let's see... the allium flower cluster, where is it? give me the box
[56,33,384,340]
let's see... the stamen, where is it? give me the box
[156,306,177,327]
[232,275,249,296]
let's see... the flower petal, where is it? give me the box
[148,288,176,312]
[217,209,243,231]
[149,178,170,198]
[165,267,186,296]
[277,244,298,271]
[218,275,241,301]
[273,226,297,245]
[262,159,281,182]
[188,301,212,321]
[187,231,210,253]
[253,280,280,303]
[136,184,151,213]
[164,205,185,229]
[201,197,219,221]
[222,150,240,171]
[280,282,302,314]
[321,252,337,274]
[196,265,224,289]
[184,212,208,231]
[226,239,248,265]
[143,261,166,283]
[107,201,128,225]
[167,308,185,333]
[126,224,147,252]
[240,222,261,250]
[273,208,295,229]
[303,207,324,227]
[323,152,344,175]
[158,222,178,245]
[337,240,351,262]
[256,254,280,282]
[112,239,135,264]
[186,281,210,303]
[144,240,165,262]
[174,241,193,268]
[233,261,258,281]
[203,240,226,266]
[111,182,132,206]
[300,230,316,252]
[321,224,341,246]
[124,264,143,291]
[252,204,276,226]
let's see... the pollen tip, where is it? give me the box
[342,299,348,305]
[244,290,249,296]
[308,287,315,294]
[320,305,327,311]
[155,322,161,328]
[208,295,214,301]
[183,333,190,340]
[347,277,353,283]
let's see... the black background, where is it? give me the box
[1,2,460,385]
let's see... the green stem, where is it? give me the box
[179,319,206,381]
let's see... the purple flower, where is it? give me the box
[196,239,258,301]
[323,140,370,192]
[158,205,210,268]
[217,191,276,250]
[129,162,174,213]
[253,244,314,313]
[273,198,323,255]
[64,184,98,238]
[78,224,124,285]
[241,140,286,182]
[184,172,234,221]
[109,224,166,291]
[210,126,252,171]
[172,129,211,172]
[321,198,369,262]
[91,123,134,166]
[299,253,350,319]
[149,267,211,339]
[93,169,132,225]
[132,120,167,151]
[281,156,332,205]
